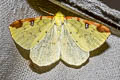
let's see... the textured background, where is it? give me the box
[0,0,120,80]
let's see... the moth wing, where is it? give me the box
[9,17,54,50]
[60,26,89,66]
[30,26,60,66]
[65,17,111,52]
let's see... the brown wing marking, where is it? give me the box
[10,16,54,28]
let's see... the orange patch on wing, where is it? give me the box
[10,18,35,28]
[46,16,53,19]
[9,16,54,28]
[83,20,110,33]
[65,16,73,20]
[83,20,99,26]
[10,20,22,28]
[77,18,81,21]
[21,18,35,22]
[40,16,42,20]
[97,25,110,33]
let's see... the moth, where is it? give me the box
[9,12,110,66]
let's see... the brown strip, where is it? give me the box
[77,18,80,21]
[83,20,110,33]
[40,16,42,20]
[46,16,53,19]
[21,18,35,22]
[10,20,23,28]
[83,20,99,26]
[97,25,110,32]
[10,18,35,28]
[65,16,72,20]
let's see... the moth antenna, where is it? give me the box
[39,7,54,16]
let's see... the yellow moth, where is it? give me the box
[9,12,110,66]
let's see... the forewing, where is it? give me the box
[61,26,89,66]
[9,16,54,50]
[30,26,60,66]
[65,17,111,52]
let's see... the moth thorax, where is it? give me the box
[54,12,65,26]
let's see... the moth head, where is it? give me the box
[54,11,65,26]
